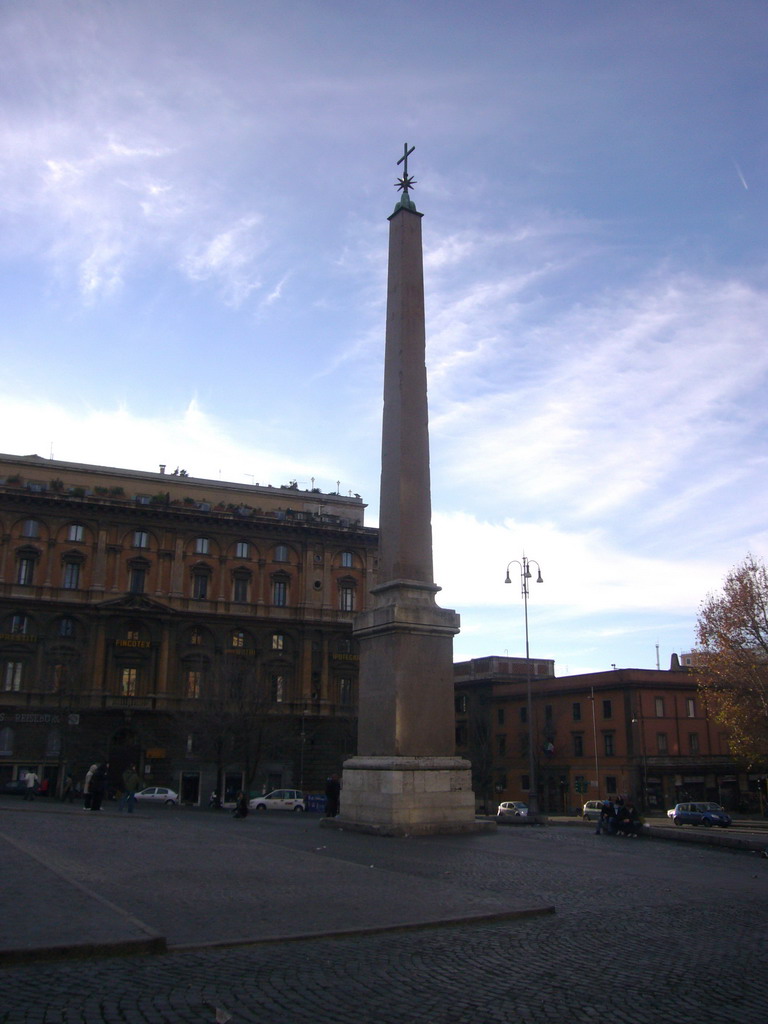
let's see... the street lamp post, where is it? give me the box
[299,711,308,792]
[505,555,543,816]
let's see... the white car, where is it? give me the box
[135,786,178,806]
[248,788,305,812]
[497,801,529,817]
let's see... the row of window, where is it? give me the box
[13,522,359,567]
[13,553,358,609]
[464,697,699,724]
[2,657,356,705]
[2,617,357,657]
[489,730,704,759]
[493,772,622,796]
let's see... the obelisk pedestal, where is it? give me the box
[331,151,483,835]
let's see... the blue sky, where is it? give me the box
[2,1,767,674]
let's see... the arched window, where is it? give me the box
[340,551,354,568]
[271,674,285,703]
[339,678,353,706]
[16,548,38,586]
[128,557,151,594]
[185,670,202,699]
[61,552,85,590]
[338,578,356,612]
[68,524,85,542]
[195,537,210,555]
[3,661,23,692]
[58,617,76,638]
[272,576,288,607]
[21,519,40,538]
[0,726,13,756]
[11,614,29,635]
[120,668,139,696]
[274,544,289,563]
[46,729,62,758]
[232,570,251,604]
[192,566,211,600]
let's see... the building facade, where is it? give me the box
[0,453,378,803]
[455,656,751,815]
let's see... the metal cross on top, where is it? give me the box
[395,143,416,193]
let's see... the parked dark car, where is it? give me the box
[0,780,28,796]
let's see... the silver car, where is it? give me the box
[497,801,528,818]
[135,786,178,806]
[582,800,605,821]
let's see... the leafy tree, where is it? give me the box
[696,554,768,768]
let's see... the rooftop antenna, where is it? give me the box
[655,643,660,670]
[49,442,54,460]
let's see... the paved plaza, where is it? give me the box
[1,801,766,1024]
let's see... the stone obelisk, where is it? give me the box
[336,146,477,834]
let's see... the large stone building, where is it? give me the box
[0,452,378,803]
[454,655,753,815]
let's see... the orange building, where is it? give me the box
[455,656,748,815]
[0,453,378,803]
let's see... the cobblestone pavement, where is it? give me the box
[1,804,766,1024]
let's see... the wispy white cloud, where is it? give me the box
[181,215,267,306]
[430,268,768,534]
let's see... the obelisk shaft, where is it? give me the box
[378,205,434,586]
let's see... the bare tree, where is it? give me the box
[696,554,768,769]
[184,653,287,798]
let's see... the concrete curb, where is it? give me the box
[0,935,166,967]
[170,904,556,955]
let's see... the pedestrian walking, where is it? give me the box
[233,791,249,819]
[61,774,75,803]
[89,763,107,812]
[23,770,39,801]
[119,765,140,813]
[83,764,98,810]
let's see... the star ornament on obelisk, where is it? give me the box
[394,142,417,209]
[326,146,488,836]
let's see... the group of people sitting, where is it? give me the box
[595,797,643,837]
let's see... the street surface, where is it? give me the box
[1,801,766,1024]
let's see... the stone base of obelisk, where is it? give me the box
[320,756,496,836]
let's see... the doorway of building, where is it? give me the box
[180,771,200,806]
[223,772,243,805]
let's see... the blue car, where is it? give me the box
[667,802,731,828]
